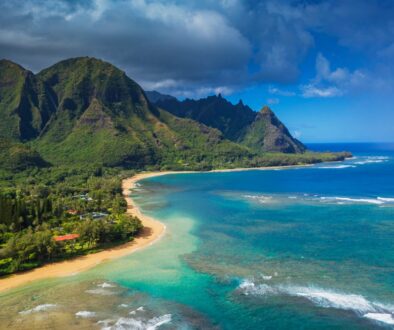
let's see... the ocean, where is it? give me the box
[1,143,394,329]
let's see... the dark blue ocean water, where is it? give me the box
[124,143,394,329]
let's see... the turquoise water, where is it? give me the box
[1,143,394,329]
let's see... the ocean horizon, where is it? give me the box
[1,143,393,329]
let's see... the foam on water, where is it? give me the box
[261,274,272,280]
[100,314,172,330]
[316,156,390,169]
[319,196,385,205]
[19,304,57,315]
[119,304,129,308]
[318,165,356,169]
[129,306,145,315]
[97,282,116,288]
[353,156,390,165]
[76,311,97,318]
[238,280,394,325]
[86,288,116,295]
[242,192,394,206]
[243,194,273,204]
[364,313,394,325]
[377,197,394,202]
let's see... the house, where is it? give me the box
[54,234,80,242]
[73,193,93,201]
[66,209,79,215]
[79,212,109,220]
[92,212,108,219]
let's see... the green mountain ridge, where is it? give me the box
[0,57,349,171]
[152,92,305,153]
[0,60,56,141]
[242,106,305,153]
[0,57,253,169]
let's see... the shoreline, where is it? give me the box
[0,163,328,293]
[0,172,168,294]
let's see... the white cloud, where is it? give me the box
[300,84,343,98]
[293,130,302,139]
[268,86,296,97]
[300,53,366,98]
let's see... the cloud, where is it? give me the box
[300,85,343,98]
[293,130,302,139]
[0,0,393,97]
[300,53,366,98]
[314,53,365,86]
[268,86,296,97]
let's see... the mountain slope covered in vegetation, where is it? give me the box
[152,93,305,153]
[0,57,349,172]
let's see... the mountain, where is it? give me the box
[152,93,305,153]
[0,57,251,169]
[0,60,56,141]
[152,94,255,141]
[145,90,177,103]
[0,57,349,172]
[242,106,305,153]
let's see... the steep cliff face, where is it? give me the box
[241,106,306,153]
[0,60,56,141]
[155,94,256,141]
[0,57,251,168]
[152,92,306,153]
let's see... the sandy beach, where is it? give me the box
[0,165,315,293]
[0,172,170,293]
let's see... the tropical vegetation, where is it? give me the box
[0,56,351,276]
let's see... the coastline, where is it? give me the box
[0,172,168,294]
[0,163,326,293]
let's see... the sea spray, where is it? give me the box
[238,279,394,325]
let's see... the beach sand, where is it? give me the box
[0,165,312,293]
[0,172,169,293]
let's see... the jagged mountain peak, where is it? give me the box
[153,95,306,153]
[260,105,273,114]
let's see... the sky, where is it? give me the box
[0,0,393,142]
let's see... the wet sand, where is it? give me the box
[0,165,311,293]
[0,172,169,293]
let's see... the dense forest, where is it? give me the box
[0,166,141,275]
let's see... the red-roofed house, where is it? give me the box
[66,209,79,215]
[54,234,80,242]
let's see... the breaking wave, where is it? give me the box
[19,304,57,315]
[318,165,356,169]
[242,192,394,206]
[97,282,116,288]
[86,283,117,295]
[238,280,394,326]
[99,313,172,330]
[353,156,390,165]
[76,311,97,318]
[364,313,394,325]
[243,194,273,204]
[316,156,390,169]
[319,196,385,205]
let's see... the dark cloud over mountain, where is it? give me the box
[1,0,393,97]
